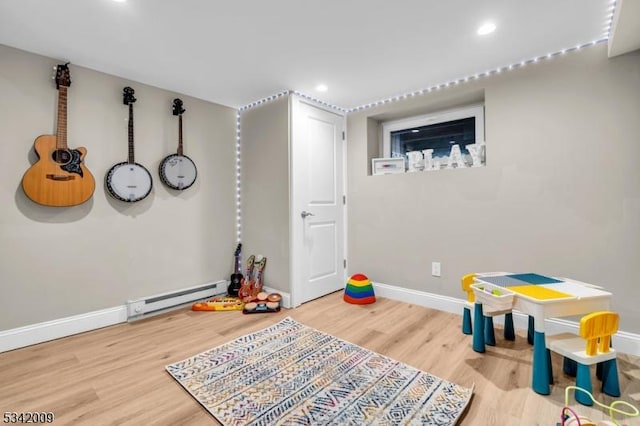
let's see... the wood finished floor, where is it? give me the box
[1,292,639,426]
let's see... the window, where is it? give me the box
[381,104,485,170]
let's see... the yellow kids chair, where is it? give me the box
[547,311,621,406]
[461,273,515,345]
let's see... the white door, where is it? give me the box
[291,97,346,306]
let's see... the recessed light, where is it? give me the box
[112,0,127,3]
[315,84,328,92]
[477,22,496,35]
[411,129,420,133]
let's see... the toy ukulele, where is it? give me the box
[227,243,243,297]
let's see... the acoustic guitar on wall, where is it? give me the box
[22,63,95,207]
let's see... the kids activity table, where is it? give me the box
[471,272,612,395]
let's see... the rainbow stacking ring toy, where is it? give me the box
[344,273,376,304]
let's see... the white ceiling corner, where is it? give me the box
[608,0,640,58]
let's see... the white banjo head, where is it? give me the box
[106,162,153,202]
[159,154,197,190]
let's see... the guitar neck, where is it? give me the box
[56,86,68,150]
[177,114,183,156]
[128,103,135,163]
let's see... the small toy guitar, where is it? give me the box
[239,255,267,302]
[227,243,243,296]
[238,255,255,302]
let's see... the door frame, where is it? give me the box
[289,95,348,307]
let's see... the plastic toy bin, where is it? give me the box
[470,282,516,310]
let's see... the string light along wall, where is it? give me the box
[234,90,344,244]
[234,110,242,243]
[234,0,617,242]
[235,90,292,244]
[345,40,611,113]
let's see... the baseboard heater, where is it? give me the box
[126,280,226,321]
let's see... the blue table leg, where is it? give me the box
[504,313,515,341]
[563,358,577,377]
[601,359,621,397]
[484,316,496,346]
[472,303,485,353]
[575,364,593,406]
[532,330,551,395]
[462,306,473,335]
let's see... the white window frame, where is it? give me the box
[381,104,485,158]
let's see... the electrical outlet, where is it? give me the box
[431,262,441,277]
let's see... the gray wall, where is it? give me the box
[346,44,640,333]
[240,97,291,293]
[0,45,236,330]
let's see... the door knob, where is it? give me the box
[301,211,315,218]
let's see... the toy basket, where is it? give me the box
[470,282,515,311]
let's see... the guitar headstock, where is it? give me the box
[234,243,242,257]
[55,63,71,89]
[123,87,136,105]
[172,98,186,116]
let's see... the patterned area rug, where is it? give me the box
[166,317,474,425]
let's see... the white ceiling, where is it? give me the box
[0,0,621,110]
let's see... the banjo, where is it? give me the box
[159,98,197,190]
[105,87,153,202]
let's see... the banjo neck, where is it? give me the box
[128,102,135,164]
[172,98,186,157]
[177,114,183,157]
[122,86,137,164]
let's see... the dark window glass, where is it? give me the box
[390,117,476,160]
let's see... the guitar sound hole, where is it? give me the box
[52,149,72,164]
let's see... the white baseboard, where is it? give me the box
[0,306,127,353]
[373,281,640,357]
[0,284,293,353]
[4,282,635,356]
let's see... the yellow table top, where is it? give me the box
[506,285,572,300]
